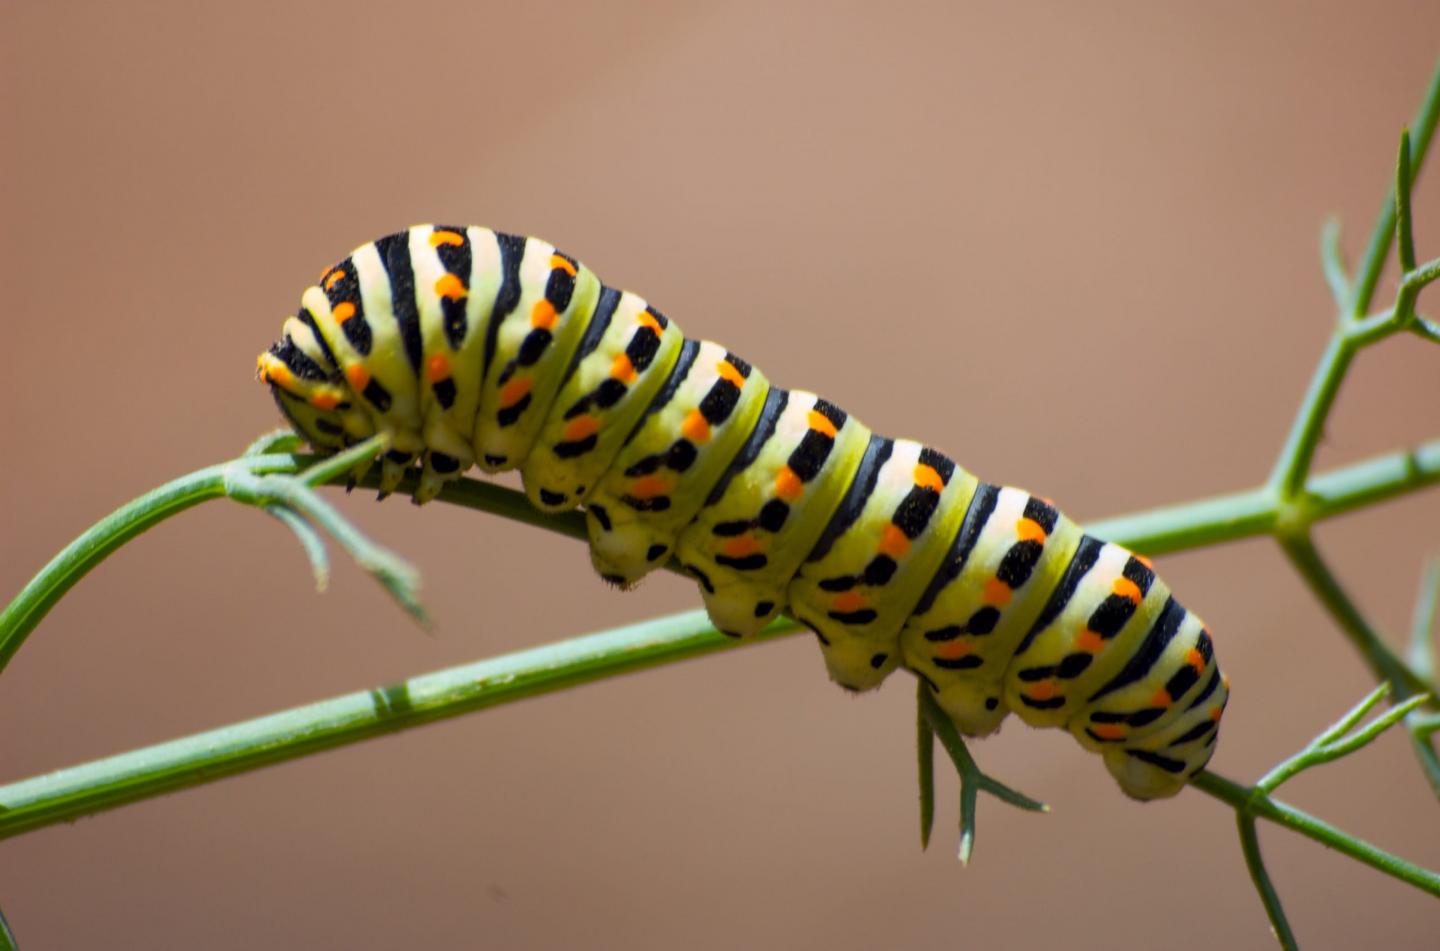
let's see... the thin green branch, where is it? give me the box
[1397,130,1418,273]
[1256,685,1427,793]
[1278,536,1432,699]
[0,610,799,840]
[1407,558,1440,797]
[259,504,332,592]
[1321,217,1350,310]
[917,695,936,850]
[1236,815,1297,951]
[1408,557,1439,680]
[917,686,1047,865]
[1350,59,1440,318]
[1270,62,1440,500]
[1268,333,1361,500]
[1191,771,1440,898]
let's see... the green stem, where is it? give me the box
[0,610,798,840]
[917,693,936,850]
[1268,333,1359,500]
[0,462,248,676]
[1278,536,1431,699]
[1349,59,1440,319]
[1191,771,1440,898]
[1236,815,1297,950]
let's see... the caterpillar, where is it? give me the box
[257,225,1229,801]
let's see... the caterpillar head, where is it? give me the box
[256,323,370,453]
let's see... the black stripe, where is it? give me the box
[622,338,700,447]
[296,307,340,378]
[433,226,472,349]
[703,387,789,506]
[912,483,1000,616]
[1185,670,1222,711]
[432,377,457,410]
[805,435,893,562]
[484,232,527,381]
[1023,497,1059,534]
[558,285,620,389]
[270,337,328,381]
[1014,535,1103,657]
[1088,597,1185,702]
[827,609,878,624]
[716,553,768,571]
[376,233,422,374]
[1168,720,1218,747]
[553,434,598,458]
[496,392,531,427]
[891,483,941,539]
[917,446,956,484]
[811,398,846,429]
[1126,749,1187,774]
[361,378,392,413]
[934,655,983,670]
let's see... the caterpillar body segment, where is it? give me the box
[258,225,1229,801]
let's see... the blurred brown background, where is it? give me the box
[3,2,1439,947]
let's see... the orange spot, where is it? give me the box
[332,301,357,324]
[1134,554,1154,569]
[716,360,746,389]
[1210,705,1223,722]
[936,641,972,661]
[1112,577,1142,605]
[430,230,464,247]
[681,409,711,443]
[427,353,450,383]
[913,464,944,493]
[1089,723,1127,741]
[323,270,345,290]
[1026,681,1060,701]
[1074,628,1105,653]
[1015,517,1047,544]
[532,299,558,329]
[832,591,868,614]
[498,376,532,408]
[345,364,370,391]
[435,273,467,301]
[806,409,837,438]
[630,474,668,499]
[878,523,911,558]
[549,254,577,276]
[774,466,805,501]
[1150,688,1172,708]
[982,578,1012,607]
[722,535,763,558]
[636,311,663,335]
[610,352,637,383]
[311,391,340,411]
[1185,648,1205,674]
[563,415,600,442]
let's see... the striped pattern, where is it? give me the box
[258,225,1228,801]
